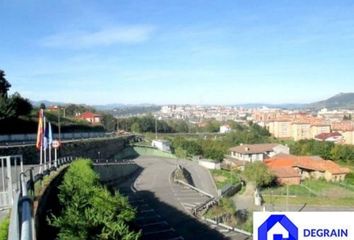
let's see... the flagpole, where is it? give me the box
[44,148,47,171]
[39,144,43,174]
[54,147,58,168]
[48,122,53,169]
[43,116,47,171]
[49,145,52,169]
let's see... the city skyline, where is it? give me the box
[1,1,354,105]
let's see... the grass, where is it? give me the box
[262,184,316,197]
[210,169,241,189]
[262,178,354,206]
[0,217,9,240]
[263,194,354,206]
[204,197,237,226]
[34,165,69,199]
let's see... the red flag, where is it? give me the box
[36,109,44,150]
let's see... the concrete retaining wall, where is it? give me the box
[94,163,139,183]
[0,137,131,164]
[198,159,221,170]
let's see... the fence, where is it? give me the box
[0,155,23,209]
[5,154,74,240]
[0,132,105,143]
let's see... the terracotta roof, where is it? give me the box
[315,132,342,140]
[229,143,280,154]
[265,154,350,175]
[270,167,300,178]
[77,111,101,119]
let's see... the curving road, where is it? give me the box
[115,156,251,240]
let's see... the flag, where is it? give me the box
[36,109,44,150]
[48,122,53,147]
[43,117,49,150]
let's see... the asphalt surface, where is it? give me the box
[115,156,251,240]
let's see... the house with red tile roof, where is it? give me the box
[76,111,102,124]
[315,132,343,143]
[265,154,350,185]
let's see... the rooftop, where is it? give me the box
[229,143,280,154]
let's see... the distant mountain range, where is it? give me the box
[307,93,354,110]
[31,100,157,110]
[234,103,306,109]
[31,92,354,111]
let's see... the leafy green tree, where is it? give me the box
[0,70,11,98]
[131,122,141,133]
[9,92,32,117]
[0,98,14,119]
[203,147,225,162]
[101,113,116,132]
[205,119,221,132]
[65,104,96,117]
[175,147,188,159]
[39,103,46,109]
[242,162,274,187]
[331,144,354,162]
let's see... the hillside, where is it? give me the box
[307,93,354,110]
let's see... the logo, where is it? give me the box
[258,214,298,240]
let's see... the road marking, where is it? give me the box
[141,221,168,227]
[181,202,197,207]
[136,214,161,221]
[140,209,155,213]
[129,199,145,204]
[144,228,175,236]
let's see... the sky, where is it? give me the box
[1,0,354,105]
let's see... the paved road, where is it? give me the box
[115,156,250,240]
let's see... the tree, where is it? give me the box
[203,147,225,162]
[39,103,46,110]
[9,93,32,117]
[0,70,11,98]
[0,97,14,119]
[242,162,274,187]
[131,122,141,133]
[175,147,188,159]
[101,114,116,132]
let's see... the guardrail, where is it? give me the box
[0,132,105,143]
[173,170,252,237]
[8,156,74,240]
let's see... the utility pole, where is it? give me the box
[286,184,289,211]
[58,107,61,142]
[155,117,157,139]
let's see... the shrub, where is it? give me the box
[50,159,140,240]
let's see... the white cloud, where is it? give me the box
[41,25,156,48]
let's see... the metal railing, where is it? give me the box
[7,156,74,240]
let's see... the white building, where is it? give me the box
[229,143,289,163]
[220,124,232,134]
[152,139,171,152]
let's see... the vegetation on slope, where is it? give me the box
[50,159,140,240]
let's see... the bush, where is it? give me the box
[242,162,274,187]
[0,217,9,240]
[50,159,140,240]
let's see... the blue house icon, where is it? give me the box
[258,214,298,240]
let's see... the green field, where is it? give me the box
[262,179,354,206]
[210,169,241,189]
